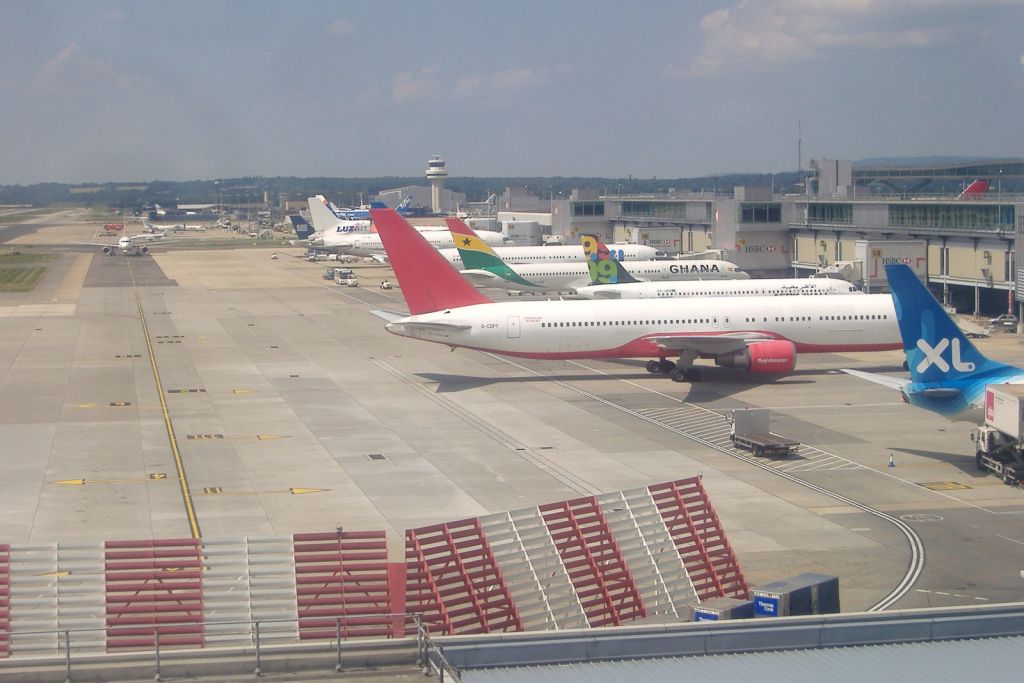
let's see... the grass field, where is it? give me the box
[0,252,56,291]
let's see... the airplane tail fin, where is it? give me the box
[396,196,412,212]
[886,264,1007,384]
[446,217,537,287]
[287,215,316,240]
[371,209,492,314]
[957,179,990,200]
[581,234,640,284]
[308,195,340,231]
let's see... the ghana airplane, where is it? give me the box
[574,234,858,299]
[842,263,1024,417]
[370,208,902,382]
[446,218,745,292]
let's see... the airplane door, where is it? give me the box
[722,315,732,330]
[507,315,521,338]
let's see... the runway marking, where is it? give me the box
[497,356,925,612]
[51,477,165,486]
[996,534,1024,546]
[129,259,201,539]
[202,487,326,496]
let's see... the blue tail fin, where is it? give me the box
[886,264,1007,383]
[287,215,315,240]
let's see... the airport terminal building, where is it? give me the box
[545,159,1023,318]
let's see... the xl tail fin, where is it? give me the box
[581,234,640,285]
[957,179,990,200]
[396,196,412,212]
[886,264,1007,384]
[308,195,340,231]
[371,209,492,314]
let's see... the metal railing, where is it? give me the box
[0,612,436,682]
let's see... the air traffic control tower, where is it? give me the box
[425,155,448,214]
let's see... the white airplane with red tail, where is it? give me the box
[369,209,902,381]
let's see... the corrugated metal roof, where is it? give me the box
[461,635,1024,683]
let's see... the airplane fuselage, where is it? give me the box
[464,259,748,292]
[575,277,858,299]
[385,293,900,359]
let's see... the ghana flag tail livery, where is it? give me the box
[582,234,641,285]
[445,218,539,288]
[370,209,492,314]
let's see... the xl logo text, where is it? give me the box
[916,337,975,374]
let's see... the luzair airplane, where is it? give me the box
[576,234,857,299]
[842,264,1024,417]
[446,218,746,292]
[369,208,902,382]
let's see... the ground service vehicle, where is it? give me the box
[728,409,799,457]
[973,385,1024,486]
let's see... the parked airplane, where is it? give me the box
[842,264,1024,416]
[958,179,990,200]
[369,208,901,381]
[307,196,373,235]
[575,234,857,299]
[447,219,746,292]
[330,195,414,220]
[286,214,316,241]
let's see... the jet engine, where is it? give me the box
[102,246,114,255]
[714,340,796,374]
[140,246,149,254]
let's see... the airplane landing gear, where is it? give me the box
[669,367,702,382]
[646,358,679,375]
[669,350,700,382]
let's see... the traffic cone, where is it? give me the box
[888,451,895,468]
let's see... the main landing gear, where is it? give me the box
[646,352,701,382]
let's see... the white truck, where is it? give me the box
[333,268,359,287]
[973,385,1024,487]
[727,408,799,457]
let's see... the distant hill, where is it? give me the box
[854,156,1001,168]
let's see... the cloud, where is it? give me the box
[391,66,441,103]
[668,0,993,78]
[31,42,144,93]
[326,19,354,35]
[454,68,546,97]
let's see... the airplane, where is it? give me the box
[328,195,414,221]
[575,234,858,299]
[369,208,902,382]
[307,196,373,235]
[842,264,1024,416]
[83,228,169,255]
[957,179,990,200]
[446,218,747,292]
[286,214,317,241]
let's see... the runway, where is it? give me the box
[1,237,1023,615]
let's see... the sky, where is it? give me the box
[2,0,1023,184]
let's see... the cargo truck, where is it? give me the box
[727,408,799,457]
[972,385,1024,486]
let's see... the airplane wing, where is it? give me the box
[646,332,775,356]
[459,269,509,287]
[840,368,911,392]
[369,309,406,322]
[368,254,389,264]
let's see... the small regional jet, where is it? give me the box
[369,208,901,382]
[842,264,1024,416]
[575,234,858,299]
